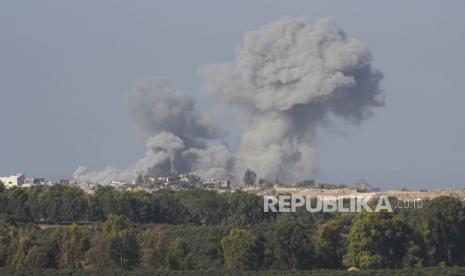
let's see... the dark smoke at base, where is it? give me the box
[74,17,384,186]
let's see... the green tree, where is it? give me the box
[85,214,139,269]
[22,245,50,268]
[420,196,465,266]
[4,188,32,222]
[402,240,424,268]
[139,227,168,270]
[57,224,90,269]
[178,189,225,225]
[243,169,257,187]
[266,219,312,269]
[88,186,119,221]
[314,219,346,268]
[84,227,110,269]
[9,233,33,268]
[9,229,58,269]
[38,185,88,222]
[0,215,18,266]
[221,228,258,270]
[152,190,192,224]
[221,191,272,226]
[61,186,88,222]
[166,237,191,270]
[104,214,139,268]
[343,212,411,269]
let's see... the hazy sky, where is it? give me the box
[1,1,464,189]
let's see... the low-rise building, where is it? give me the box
[202,179,230,190]
[0,173,25,188]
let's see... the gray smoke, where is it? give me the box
[73,76,230,184]
[73,131,186,184]
[74,16,384,185]
[202,17,384,183]
[126,76,222,144]
[183,144,233,180]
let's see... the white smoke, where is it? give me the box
[74,16,384,186]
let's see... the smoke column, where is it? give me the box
[202,17,384,183]
[74,16,384,185]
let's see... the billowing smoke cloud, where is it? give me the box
[183,144,233,180]
[74,76,230,184]
[74,16,384,185]
[126,76,222,144]
[202,17,384,183]
[73,131,186,184]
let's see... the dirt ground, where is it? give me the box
[243,186,465,202]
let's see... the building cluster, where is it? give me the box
[0,173,25,188]
[0,173,70,189]
[1,154,232,192]
[103,156,232,191]
[0,171,231,192]
[107,172,231,191]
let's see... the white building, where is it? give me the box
[0,173,25,188]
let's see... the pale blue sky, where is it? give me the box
[1,1,464,189]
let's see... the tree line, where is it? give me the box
[0,184,465,271]
[0,184,273,225]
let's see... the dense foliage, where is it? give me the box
[0,183,465,273]
[0,185,273,225]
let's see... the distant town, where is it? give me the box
[4,169,465,209]
[0,171,232,192]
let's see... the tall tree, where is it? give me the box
[343,212,411,269]
[139,227,168,270]
[0,215,18,266]
[9,233,33,268]
[420,196,465,266]
[314,219,346,268]
[57,224,90,269]
[221,228,258,270]
[4,188,32,222]
[266,219,313,269]
[243,169,257,187]
[85,215,139,269]
[83,226,110,269]
[178,189,225,225]
[166,237,191,270]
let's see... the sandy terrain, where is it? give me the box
[242,187,465,202]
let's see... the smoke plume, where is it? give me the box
[202,17,383,183]
[74,76,230,184]
[74,16,384,185]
